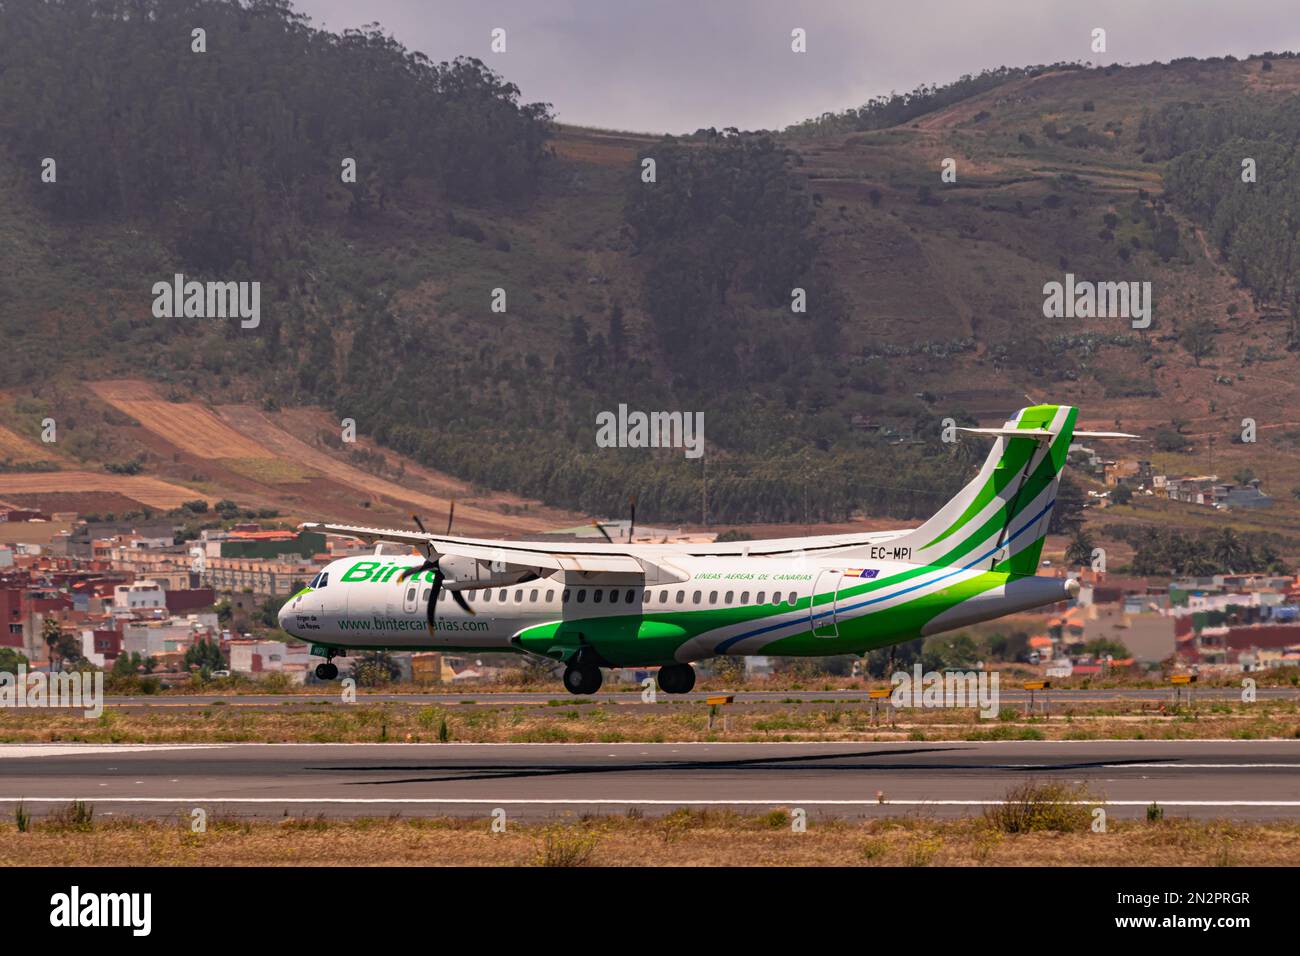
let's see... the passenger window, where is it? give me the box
[708,590,717,604]
[676,590,685,603]
[772,591,782,604]
[593,590,603,604]
[608,589,618,603]
[626,589,636,603]
[406,587,417,602]
[577,589,587,603]
[563,589,570,603]
[692,591,702,604]
[530,589,539,602]
[724,590,733,603]
[514,590,523,603]
[546,590,554,602]
[500,590,509,602]
[740,591,749,603]
[481,590,491,601]
[787,592,798,606]
[756,591,765,603]
[642,590,649,603]
[439,590,448,602]
[659,592,668,604]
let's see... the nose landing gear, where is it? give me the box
[315,662,339,681]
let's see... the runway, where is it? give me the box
[3,740,1300,821]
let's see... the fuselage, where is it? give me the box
[279,550,1075,668]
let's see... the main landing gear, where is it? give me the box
[656,663,696,694]
[563,663,603,695]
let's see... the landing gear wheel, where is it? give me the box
[657,663,696,694]
[563,664,602,695]
[315,662,339,681]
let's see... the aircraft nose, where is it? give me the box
[278,599,295,633]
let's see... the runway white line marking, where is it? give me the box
[0,744,230,759]
[1101,763,1300,769]
[3,797,1300,807]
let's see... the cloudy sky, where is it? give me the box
[296,0,1300,133]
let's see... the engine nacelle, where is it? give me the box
[437,553,541,590]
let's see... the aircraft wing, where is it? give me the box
[303,520,909,562]
[300,521,651,576]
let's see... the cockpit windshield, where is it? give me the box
[308,572,329,589]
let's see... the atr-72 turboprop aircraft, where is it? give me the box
[279,404,1135,694]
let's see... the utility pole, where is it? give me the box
[701,448,708,527]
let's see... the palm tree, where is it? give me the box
[40,618,63,671]
[1065,528,1097,569]
[1210,528,1247,572]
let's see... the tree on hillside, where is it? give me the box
[1179,318,1218,366]
[1049,473,1086,534]
[1065,528,1096,568]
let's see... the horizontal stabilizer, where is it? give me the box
[958,427,1140,441]
[956,427,1055,440]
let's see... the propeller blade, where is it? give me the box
[397,558,437,582]
[451,589,474,615]
[411,513,434,557]
[446,499,456,535]
[592,519,614,543]
[628,496,636,543]
[426,568,443,628]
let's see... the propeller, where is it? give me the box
[592,496,637,541]
[397,513,474,626]
[445,498,455,535]
[592,496,637,543]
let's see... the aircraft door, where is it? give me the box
[811,569,843,638]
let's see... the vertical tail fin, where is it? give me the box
[844,405,1078,574]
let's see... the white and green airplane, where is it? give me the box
[280,404,1135,694]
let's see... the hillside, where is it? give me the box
[5,1,1300,568]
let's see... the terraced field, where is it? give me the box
[87,380,273,460]
[0,472,208,509]
[0,424,49,463]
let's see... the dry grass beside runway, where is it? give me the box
[3,805,1299,866]
[3,699,1300,744]
[104,667,1300,697]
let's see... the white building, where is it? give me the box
[113,581,166,611]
